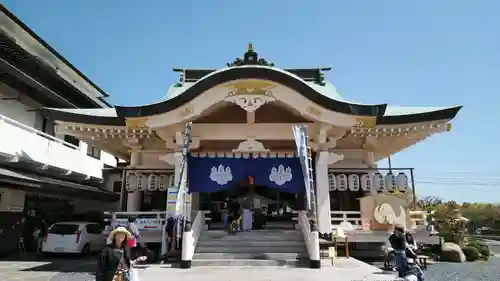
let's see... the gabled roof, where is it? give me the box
[42,65,461,126]
[41,45,461,126]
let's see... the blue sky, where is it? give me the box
[3,0,499,202]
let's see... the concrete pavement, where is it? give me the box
[0,254,95,281]
[137,258,398,281]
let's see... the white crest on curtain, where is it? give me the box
[209,165,233,185]
[269,165,292,186]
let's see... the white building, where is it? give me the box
[0,5,119,255]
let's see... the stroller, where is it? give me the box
[402,258,425,281]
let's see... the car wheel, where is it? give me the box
[81,244,91,256]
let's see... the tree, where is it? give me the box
[432,201,465,244]
[460,203,500,231]
[418,196,443,211]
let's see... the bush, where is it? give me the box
[467,241,490,260]
[462,246,480,261]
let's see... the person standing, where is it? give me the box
[222,198,230,230]
[96,227,146,281]
[388,225,408,278]
[127,216,141,258]
[241,196,253,231]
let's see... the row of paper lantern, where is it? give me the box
[328,172,409,192]
[126,173,175,192]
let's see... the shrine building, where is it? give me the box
[42,45,461,239]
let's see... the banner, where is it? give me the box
[174,122,192,217]
[251,157,304,193]
[187,156,305,193]
[187,157,248,193]
[292,124,312,209]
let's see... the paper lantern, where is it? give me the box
[336,174,348,191]
[126,173,137,192]
[158,175,169,191]
[360,174,372,192]
[148,174,158,191]
[384,173,397,191]
[328,173,337,191]
[373,172,385,192]
[137,174,148,191]
[396,172,409,192]
[348,174,360,191]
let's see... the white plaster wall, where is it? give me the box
[103,173,122,192]
[0,86,41,128]
[79,142,117,168]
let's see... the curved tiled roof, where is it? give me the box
[115,65,386,118]
[42,65,462,126]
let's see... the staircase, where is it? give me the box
[192,229,308,267]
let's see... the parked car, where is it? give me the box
[41,222,105,255]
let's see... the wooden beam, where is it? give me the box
[188,123,315,140]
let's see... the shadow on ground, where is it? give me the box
[1,253,97,273]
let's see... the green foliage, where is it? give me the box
[467,240,490,260]
[461,246,480,261]
[460,203,500,231]
[433,201,466,244]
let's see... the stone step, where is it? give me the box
[191,259,307,267]
[193,252,307,260]
[199,237,303,243]
[195,245,307,253]
[200,231,303,240]
[197,239,304,247]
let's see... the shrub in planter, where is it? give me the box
[461,246,480,261]
[467,241,491,260]
[480,247,491,260]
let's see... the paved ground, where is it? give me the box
[0,254,96,281]
[137,261,397,281]
[1,250,499,281]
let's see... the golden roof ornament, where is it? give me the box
[226,43,274,67]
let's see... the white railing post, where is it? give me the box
[309,219,321,268]
[181,220,192,269]
[180,210,205,269]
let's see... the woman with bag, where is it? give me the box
[96,227,147,281]
[127,216,141,258]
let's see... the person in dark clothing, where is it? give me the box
[96,227,146,281]
[388,225,409,278]
[165,218,175,252]
[388,225,424,281]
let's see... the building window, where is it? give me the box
[64,135,80,147]
[113,181,122,193]
[41,118,55,136]
[87,145,101,159]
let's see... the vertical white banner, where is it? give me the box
[292,124,312,209]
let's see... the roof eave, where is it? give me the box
[377,106,462,125]
[41,108,124,126]
[0,4,110,99]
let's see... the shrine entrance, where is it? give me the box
[188,156,306,230]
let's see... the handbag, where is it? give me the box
[128,237,136,248]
